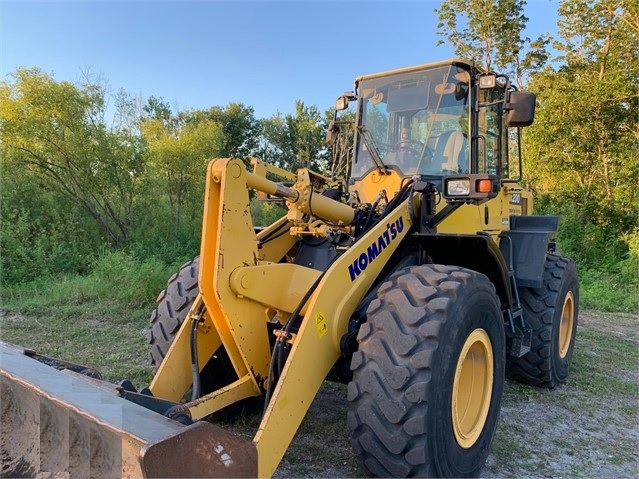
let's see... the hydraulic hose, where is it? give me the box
[189,303,205,402]
[190,318,201,402]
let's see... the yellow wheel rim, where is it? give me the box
[452,328,493,449]
[558,291,575,358]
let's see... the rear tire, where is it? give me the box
[507,254,579,388]
[347,264,505,478]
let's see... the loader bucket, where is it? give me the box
[0,342,257,478]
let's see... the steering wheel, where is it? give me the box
[390,140,435,174]
[395,140,424,156]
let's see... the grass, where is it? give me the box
[578,267,638,313]
[0,252,179,386]
[571,328,638,395]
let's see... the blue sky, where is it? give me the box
[1,0,558,119]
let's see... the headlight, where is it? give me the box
[446,179,470,196]
[437,174,499,203]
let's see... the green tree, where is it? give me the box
[0,154,102,283]
[187,103,260,161]
[139,103,225,232]
[0,68,145,247]
[257,101,330,174]
[436,0,550,87]
[526,0,638,235]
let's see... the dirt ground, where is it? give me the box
[1,310,637,478]
[486,310,639,479]
[272,310,639,478]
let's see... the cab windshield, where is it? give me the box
[352,64,470,178]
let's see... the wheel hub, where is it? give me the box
[452,328,493,449]
[558,291,575,358]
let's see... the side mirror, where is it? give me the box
[335,93,352,111]
[326,120,340,146]
[505,91,536,127]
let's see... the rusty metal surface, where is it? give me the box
[1,375,39,477]
[141,421,258,478]
[0,342,257,478]
[1,372,125,478]
[0,342,149,477]
[25,349,104,379]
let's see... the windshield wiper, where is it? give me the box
[358,126,389,175]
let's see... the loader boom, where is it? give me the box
[150,158,414,477]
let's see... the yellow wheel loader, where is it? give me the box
[1,59,579,478]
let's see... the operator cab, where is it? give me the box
[353,63,470,178]
[327,59,535,204]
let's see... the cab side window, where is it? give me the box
[477,89,509,177]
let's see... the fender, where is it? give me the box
[415,233,514,309]
[499,215,560,288]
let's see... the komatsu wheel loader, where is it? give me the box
[1,58,579,478]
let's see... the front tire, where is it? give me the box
[148,257,200,369]
[507,254,579,388]
[347,264,505,478]
[147,256,238,396]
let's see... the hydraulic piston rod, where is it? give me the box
[246,170,355,226]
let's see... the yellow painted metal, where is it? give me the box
[350,169,527,242]
[501,184,534,218]
[255,216,296,262]
[187,374,257,421]
[438,202,485,234]
[356,58,479,84]
[149,157,415,474]
[149,302,221,402]
[251,157,297,182]
[438,184,534,243]
[247,171,296,199]
[247,167,355,226]
[149,157,371,423]
[230,263,321,315]
[253,200,413,478]
[351,170,535,245]
[349,169,404,204]
[349,168,530,249]
[558,291,575,358]
[198,159,273,394]
[288,169,356,226]
[451,328,494,449]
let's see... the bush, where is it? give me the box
[89,251,178,307]
[250,198,287,227]
[2,251,177,308]
[0,208,94,285]
[579,267,638,313]
[533,195,638,313]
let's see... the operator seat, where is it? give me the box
[435,130,467,173]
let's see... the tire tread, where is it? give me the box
[148,257,200,369]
